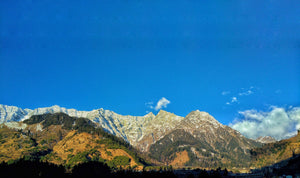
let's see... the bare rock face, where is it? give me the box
[135,110,183,152]
[256,136,276,143]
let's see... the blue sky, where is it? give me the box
[1,0,299,127]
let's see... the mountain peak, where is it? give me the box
[51,105,61,108]
[256,136,276,143]
[144,112,155,117]
[182,110,222,129]
[157,109,168,114]
[156,110,174,117]
[192,109,209,116]
[186,110,215,120]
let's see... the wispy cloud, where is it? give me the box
[145,102,154,109]
[231,97,238,103]
[223,86,255,105]
[221,91,230,96]
[145,97,171,111]
[226,96,238,105]
[238,86,255,96]
[229,106,300,140]
[238,90,253,96]
[155,97,171,110]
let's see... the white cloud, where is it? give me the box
[224,86,256,106]
[231,97,238,103]
[238,86,255,96]
[238,110,265,121]
[289,107,300,130]
[230,106,300,140]
[225,96,238,105]
[221,91,230,96]
[155,97,171,111]
[238,90,253,96]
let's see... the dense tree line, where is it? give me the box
[0,158,231,178]
[23,113,96,130]
[0,158,65,178]
[250,141,288,157]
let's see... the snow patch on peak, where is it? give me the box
[0,104,29,123]
[183,110,223,129]
[256,136,276,143]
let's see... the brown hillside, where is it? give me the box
[250,131,300,168]
[49,130,141,169]
[170,150,190,167]
[0,126,37,162]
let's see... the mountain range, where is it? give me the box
[1,104,294,171]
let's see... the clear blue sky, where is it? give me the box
[1,0,299,125]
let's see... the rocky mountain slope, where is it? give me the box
[1,104,266,169]
[0,104,156,149]
[0,112,146,169]
[135,110,183,152]
[149,110,262,168]
[1,104,186,152]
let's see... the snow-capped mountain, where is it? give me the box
[1,104,266,167]
[0,104,90,123]
[1,104,185,151]
[0,105,29,123]
[256,136,276,143]
[0,104,261,155]
[0,104,156,147]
